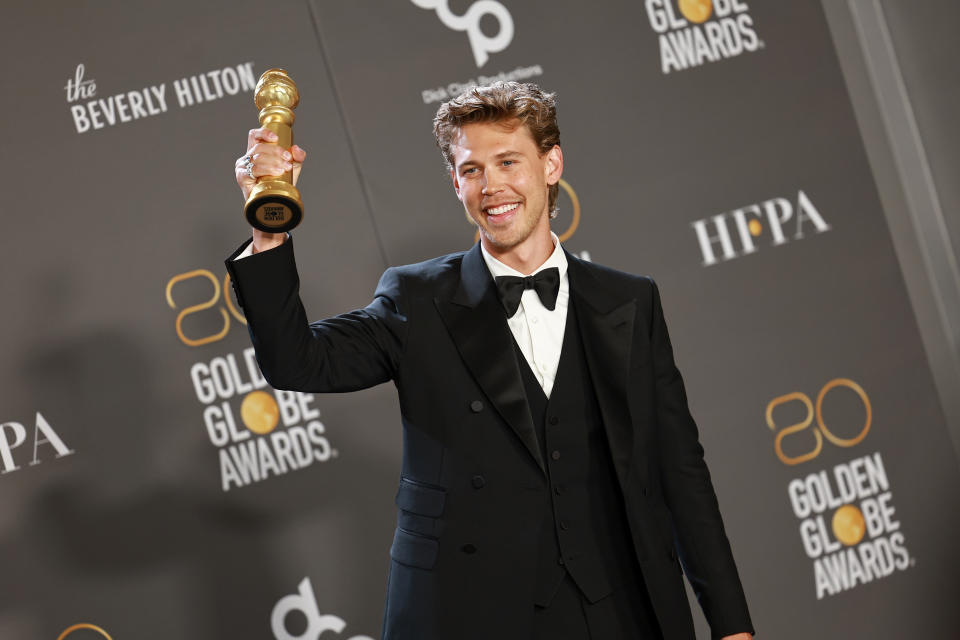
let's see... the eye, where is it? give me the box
[462,167,478,176]
[502,160,514,166]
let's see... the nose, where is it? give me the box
[481,179,502,196]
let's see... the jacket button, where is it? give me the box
[558,557,565,566]
[554,484,563,496]
[559,521,568,531]
[461,544,477,554]
[470,400,483,413]
[548,415,559,425]
[551,450,561,461]
[471,474,485,489]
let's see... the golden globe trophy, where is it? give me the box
[244,68,303,232]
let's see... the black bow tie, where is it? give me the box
[494,267,560,317]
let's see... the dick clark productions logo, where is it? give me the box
[411,0,514,67]
[273,578,373,640]
[766,378,912,599]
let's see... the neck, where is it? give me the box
[482,224,554,275]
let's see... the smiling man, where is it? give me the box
[446,117,560,272]
[226,82,754,640]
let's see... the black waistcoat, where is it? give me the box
[513,300,642,607]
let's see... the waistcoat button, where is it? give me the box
[469,400,483,413]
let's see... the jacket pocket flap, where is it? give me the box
[395,478,446,517]
[390,527,439,570]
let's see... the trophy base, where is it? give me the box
[244,180,303,233]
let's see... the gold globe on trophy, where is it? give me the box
[244,68,304,232]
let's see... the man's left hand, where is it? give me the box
[722,634,753,640]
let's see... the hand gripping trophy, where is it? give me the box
[242,68,303,232]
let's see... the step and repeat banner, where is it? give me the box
[1,1,958,638]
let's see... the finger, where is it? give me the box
[251,156,292,178]
[248,141,286,161]
[235,163,254,188]
[236,156,286,184]
[290,145,307,162]
[246,127,278,151]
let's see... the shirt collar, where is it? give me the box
[480,232,568,281]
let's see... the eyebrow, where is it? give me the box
[458,150,522,169]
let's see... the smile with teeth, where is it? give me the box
[485,202,520,216]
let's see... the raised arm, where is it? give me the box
[227,242,407,393]
[226,127,407,393]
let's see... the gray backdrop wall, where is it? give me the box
[1,1,958,639]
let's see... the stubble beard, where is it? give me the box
[476,200,548,252]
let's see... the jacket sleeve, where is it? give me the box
[648,278,754,638]
[225,237,407,393]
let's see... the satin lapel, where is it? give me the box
[567,252,636,488]
[434,244,546,474]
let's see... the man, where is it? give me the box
[227,82,754,640]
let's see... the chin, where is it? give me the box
[480,229,519,250]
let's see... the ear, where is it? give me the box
[544,145,563,186]
[450,168,464,201]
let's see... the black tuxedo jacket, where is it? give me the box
[226,238,753,640]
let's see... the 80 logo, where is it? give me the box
[765,378,872,466]
[165,269,245,347]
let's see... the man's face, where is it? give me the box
[449,119,562,255]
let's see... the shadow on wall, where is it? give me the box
[0,269,400,639]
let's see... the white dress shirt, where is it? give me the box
[481,233,569,398]
[234,234,289,260]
